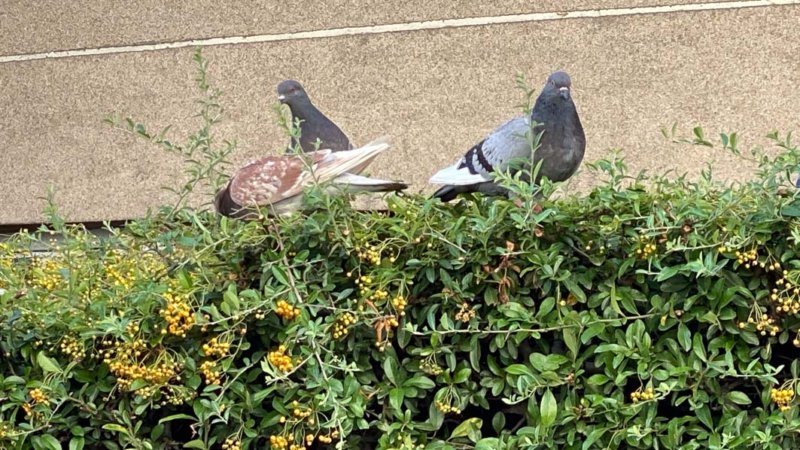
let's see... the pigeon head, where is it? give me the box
[277,80,309,105]
[542,71,573,101]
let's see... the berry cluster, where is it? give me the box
[355,275,373,295]
[434,400,461,414]
[0,422,14,439]
[454,302,476,322]
[268,434,298,450]
[29,388,48,404]
[199,360,222,385]
[420,360,443,376]
[291,401,312,420]
[221,437,241,450]
[358,245,382,265]
[21,403,36,418]
[631,387,655,403]
[160,287,195,337]
[635,235,657,259]
[392,295,407,315]
[370,289,389,302]
[772,291,800,315]
[28,257,66,291]
[739,316,780,337]
[275,300,301,320]
[125,321,140,335]
[101,339,178,391]
[201,336,230,358]
[103,250,166,292]
[772,271,800,315]
[584,240,607,255]
[105,261,135,290]
[305,431,338,445]
[268,345,294,372]
[734,248,758,268]
[59,335,86,361]
[771,388,794,412]
[332,313,356,339]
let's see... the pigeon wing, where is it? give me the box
[429,116,531,185]
[230,138,391,209]
[229,151,329,208]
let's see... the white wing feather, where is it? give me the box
[429,164,492,185]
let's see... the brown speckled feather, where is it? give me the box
[215,138,399,218]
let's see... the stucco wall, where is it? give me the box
[1,1,799,224]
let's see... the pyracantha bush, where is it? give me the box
[2,50,799,450]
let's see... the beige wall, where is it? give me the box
[1,1,799,225]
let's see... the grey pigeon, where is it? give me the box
[430,71,585,202]
[277,80,353,154]
[214,138,407,219]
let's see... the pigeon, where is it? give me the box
[214,138,407,219]
[429,71,586,202]
[277,80,353,154]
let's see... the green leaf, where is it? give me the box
[476,438,500,450]
[102,424,129,434]
[270,265,290,286]
[678,323,691,351]
[223,284,239,311]
[36,352,62,374]
[183,440,207,449]
[692,334,707,362]
[582,428,607,450]
[450,418,482,441]
[656,266,680,282]
[69,437,85,450]
[505,364,534,377]
[383,357,398,385]
[389,387,405,413]
[404,376,435,390]
[492,412,506,433]
[453,368,471,384]
[158,414,196,424]
[696,404,713,429]
[726,391,752,405]
[151,423,165,441]
[32,435,62,450]
[581,323,605,344]
[587,374,609,385]
[540,389,557,427]
[563,328,579,359]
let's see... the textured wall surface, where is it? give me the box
[1,1,799,224]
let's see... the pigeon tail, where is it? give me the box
[313,137,391,180]
[214,183,249,219]
[429,164,490,186]
[332,173,408,193]
[431,185,462,202]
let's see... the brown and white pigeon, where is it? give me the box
[430,71,586,202]
[214,138,407,219]
[277,80,353,154]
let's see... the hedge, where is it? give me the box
[1,51,799,450]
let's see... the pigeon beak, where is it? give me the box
[277,94,286,102]
[558,87,570,100]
